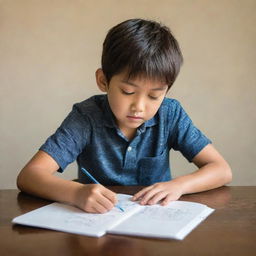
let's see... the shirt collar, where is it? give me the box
[102,95,117,128]
[137,116,157,133]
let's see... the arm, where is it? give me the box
[132,144,232,205]
[17,150,117,213]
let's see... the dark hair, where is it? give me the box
[101,18,183,89]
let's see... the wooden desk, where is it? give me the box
[0,186,255,256]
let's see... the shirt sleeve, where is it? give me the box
[168,99,212,162]
[39,105,91,172]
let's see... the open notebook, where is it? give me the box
[12,194,214,240]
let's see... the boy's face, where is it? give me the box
[96,69,168,139]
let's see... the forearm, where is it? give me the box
[133,145,232,205]
[174,161,232,195]
[17,167,84,206]
[17,150,118,213]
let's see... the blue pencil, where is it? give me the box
[81,167,124,212]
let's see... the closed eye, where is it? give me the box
[149,95,159,100]
[121,89,134,95]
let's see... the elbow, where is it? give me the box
[223,162,232,185]
[16,169,27,192]
[16,171,23,191]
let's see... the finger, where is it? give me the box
[147,191,168,205]
[92,184,117,205]
[96,193,116,211]
[91,202,109,214]
[140,187,162,205]
[103,188,118,205]
[160,193,177,206]
[132,186,153,201]
[82,196,108,214]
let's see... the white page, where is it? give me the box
[109,201,214,240]
[12,194,142,237]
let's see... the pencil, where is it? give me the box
[81,167,124,212]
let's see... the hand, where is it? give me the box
[132,180,184,206]
[75,184,117,213]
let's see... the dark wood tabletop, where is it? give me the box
[0,186,255,256]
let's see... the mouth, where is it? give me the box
[127,116,143,120]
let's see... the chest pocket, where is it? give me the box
[137,149,170,185]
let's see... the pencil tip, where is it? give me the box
[116,205,124,212]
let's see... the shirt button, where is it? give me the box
[127,146,132,152]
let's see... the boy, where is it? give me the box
[17,19,232,214]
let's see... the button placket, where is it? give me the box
[123,140,138,170]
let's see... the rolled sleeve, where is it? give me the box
[168,100,212,162]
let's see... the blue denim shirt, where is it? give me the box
[40,95,211,185]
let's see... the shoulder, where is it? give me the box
[161,97,181,108]
[158,97,183,118]
[73,94,106,115]
[157,97,192,133]
[60,95,107,128]
[71,94,107,124]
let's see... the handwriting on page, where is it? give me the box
[136,206,193,222]
[118,200,138,209]
[65,209,122,228]
[64,196,138,228]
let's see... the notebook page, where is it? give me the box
[12,194,141,237]
[109,200,214,240]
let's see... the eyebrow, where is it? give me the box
[121,80,168,91]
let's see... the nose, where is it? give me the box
[131,96,144,114]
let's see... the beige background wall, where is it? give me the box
[1,0,255,189]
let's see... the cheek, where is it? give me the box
[147,101,163,116]
[107,94,126,115]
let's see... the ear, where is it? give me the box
[95,68,108,92]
